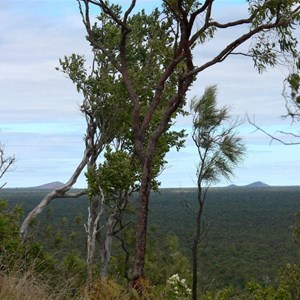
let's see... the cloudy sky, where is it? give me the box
[1,0,299,188]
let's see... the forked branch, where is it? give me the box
[0,145,15,189]
[248,115,300,145]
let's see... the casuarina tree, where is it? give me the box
[190,85,245,299]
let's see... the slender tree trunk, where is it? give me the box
[85,193,104,284]
[115,232,131,281]
[20,186,86,241]
[131,158,153,290]
[85,208,97,284]
[192,241,199,300]
[192,205,203,300]
[20,124,104,242]
[100,207,120,278]
[100,191,129,278]
[192,183,205,300]
[100,228,113,278]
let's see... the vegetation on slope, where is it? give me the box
[1,187,300,298]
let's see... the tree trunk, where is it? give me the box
[20,187,86,242]
[100,207,119,278]
[192,184,205,300]
[85,193,104,284]
[131,160,152,290]
[192,241,199,300]
[20,132,104,242]
[100,228,113,278]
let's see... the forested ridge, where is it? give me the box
[2,186,299,290]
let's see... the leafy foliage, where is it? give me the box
[191,85,245,185]
[190,86,246,299]
[0,199,22,251]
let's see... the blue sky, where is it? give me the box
[1,0,300,188]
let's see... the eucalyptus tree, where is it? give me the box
[68,2,186,286]
[20,11,184,283]
[59,53,136,283]
[84,146,139,280]
[56,33,184,281]
[77,0,300,287]
[190,85,245,300]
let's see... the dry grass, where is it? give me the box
[0,271,87,300]
[0,272,52,300]
[0,260,83,300]
[0,273,134,300]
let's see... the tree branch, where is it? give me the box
[123,0,136,23]
[190,0,213,23]
[20,110,105,241]
[186,17,295,79]
[77,0,123,72]
[0,144,15,189]
[248,115,300,145]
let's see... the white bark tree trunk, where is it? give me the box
[100,193,129,278]
[84,188,105,284]
[20,106,105,242]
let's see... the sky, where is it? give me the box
[1,0,300,188]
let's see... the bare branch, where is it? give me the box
[209,13,258,29]
[19,150,89,241]
[191,0,213,22]
[113,220,131,236]
[248,115,300,145]
[0,144,15,189]
[230,52,254,58]
[77,0,122,72]
[123,0,136,23]
[20,110,105,241]
[59,190,87,198]
[277,130,300,138]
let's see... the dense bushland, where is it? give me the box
[1,187,300,298]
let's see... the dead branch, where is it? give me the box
[0,144,15,189]
[247,115,300,145]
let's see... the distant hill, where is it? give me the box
[30,181,65,189]
[227,184,238,188]
[227,181,270,188]
[245,181,269,188]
